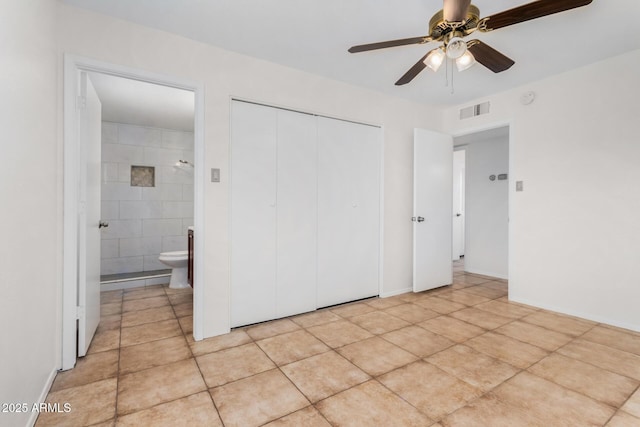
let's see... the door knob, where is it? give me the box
[456,213,462,217]
[411,217,425,222]
[99,221,109,229]
[417,216,425,222]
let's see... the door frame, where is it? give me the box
[62,54,206,370]
[450,120,513,281]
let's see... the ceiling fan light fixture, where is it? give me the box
[445,36,467,59]
[424,48,445,72]
[456,50,476,71]
[348,0,595,87]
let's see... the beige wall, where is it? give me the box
[56,3,443,337]
[444,49,640,331]
[0,1,60,426]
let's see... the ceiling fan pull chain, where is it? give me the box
[451,60,455,95]
[445,55,449,88]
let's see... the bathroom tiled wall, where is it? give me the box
[100,122,194,276]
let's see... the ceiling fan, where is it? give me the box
[348,0,593,85]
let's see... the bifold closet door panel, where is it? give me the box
[317,117,381,308]
[230,101,278,327]
[276,110,317,318]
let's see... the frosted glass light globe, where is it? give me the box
[446,37,467,59]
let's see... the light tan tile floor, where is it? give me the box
[37,262,640,426]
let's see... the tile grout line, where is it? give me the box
[315,298,477,424]
[182,300,228,427]
[613,384,640,421]
[404,284,542,422]
[114,285,200,424]
[111,289,124,424]
[524,321,640,410]
[263,317,380,427]
[122,286,221,424]
[52,269,640,426]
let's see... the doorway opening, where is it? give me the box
[453,126,510,279]
[62,55,205,370]
[452,149,466,261]
[90,72,195,291]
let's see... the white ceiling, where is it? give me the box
[88,72,194,131]
[65,0,640,107]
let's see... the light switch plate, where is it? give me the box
[516,181,523,192]
[211,168,220,182]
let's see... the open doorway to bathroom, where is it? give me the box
[62,56,204,370]
[92,73,195,291]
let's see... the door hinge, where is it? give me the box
[76,305,85,320]
[76,95,86,110]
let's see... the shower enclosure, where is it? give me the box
[100,122,194,290]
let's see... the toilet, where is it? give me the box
[158,250,189,289]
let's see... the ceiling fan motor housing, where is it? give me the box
[429,4,480,41]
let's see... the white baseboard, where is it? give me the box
[100,280,146,292]
[27,367,58,427]
[379,287,412,298]
[509,295,640,333]
[464,268,508,280]
[100,277,169,292]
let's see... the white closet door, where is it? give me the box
[276,110,317,317]
[317,117,381,308]
[230,101,278,327]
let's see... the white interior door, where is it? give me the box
[230,101,278,327]
[452,149,466,260]
[276,110,317,318]
[317,117,381,307]
[413,128,453,292]
[78,72,102,356]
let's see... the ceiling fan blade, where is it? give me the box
[443,0,471,22]
[480,0,593,32]
[395,50,434,86]
[467,40,515,73]
[348,36,431,53]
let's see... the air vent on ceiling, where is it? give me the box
[459,101,490,120]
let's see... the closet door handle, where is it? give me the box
[99,221,109,229]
